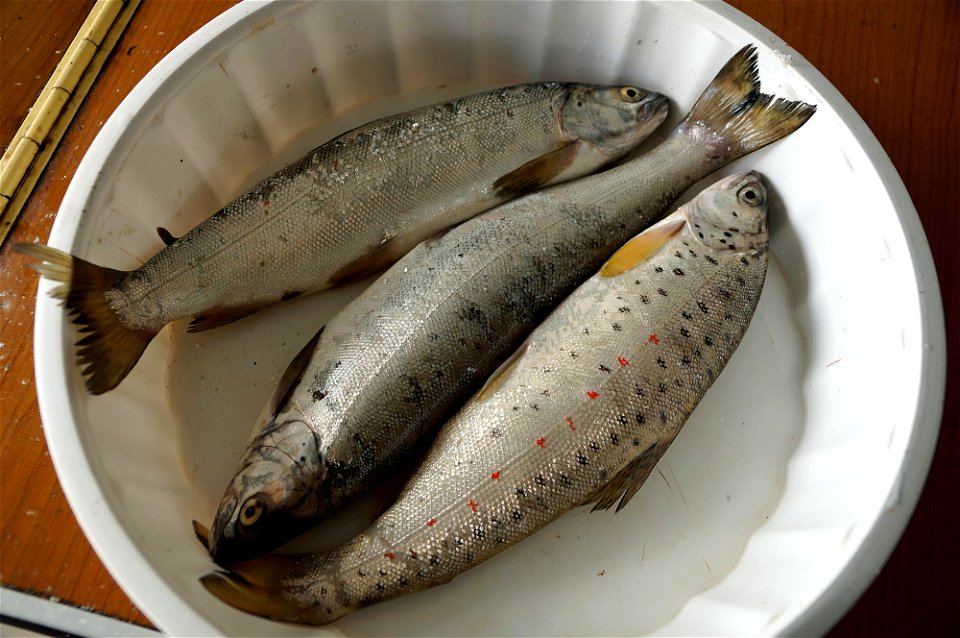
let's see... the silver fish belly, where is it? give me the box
[205,45,813,566]
[201,170,772,625]
[17,81,667,394]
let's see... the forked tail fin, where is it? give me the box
[682,44,816,158]
[14,243,154,394]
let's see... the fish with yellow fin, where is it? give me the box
[201,169,773,624]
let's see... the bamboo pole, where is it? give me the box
[0,0,141,246]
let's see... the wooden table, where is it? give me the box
[2,1,956,634]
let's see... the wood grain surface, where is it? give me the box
[1,1,956,635]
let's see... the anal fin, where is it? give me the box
[328,237,408,286]
[585,440,669,513]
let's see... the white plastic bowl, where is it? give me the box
[34,1,946,636]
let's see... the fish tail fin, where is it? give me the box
[683,44,816,156]
[14,243,155,394]
[201,554,344,624]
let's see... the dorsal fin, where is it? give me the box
[600,216,685,278]
[475,342,529,401]
[156,226,179,246]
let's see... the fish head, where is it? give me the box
[209,415,327,566]
[682,170,769,255]
[559,84,669,157]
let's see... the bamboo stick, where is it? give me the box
[0,0,141,246]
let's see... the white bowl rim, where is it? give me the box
[32,1,947,635]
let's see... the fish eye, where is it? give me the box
[619,86,645,102]
[738,186,762,206]
[238,497,265,528]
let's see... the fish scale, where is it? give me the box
[200,170,773,624]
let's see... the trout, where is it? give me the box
[201,170,772,624]
[15,81,668,393]
[203,45,813,566]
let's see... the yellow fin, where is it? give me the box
[14,242,155,394]
[599,217,685,278]
[492,142,580,198]
[201,567,305,622]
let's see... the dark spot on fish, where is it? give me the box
[583,327,590,335]
[379,568,387,576]
[640,294,650,304]
[732,211,738,217]
[741,255,751,266]
[618,306,630,313]
[577,453,589,465]
[570,351,579,359]
[724,231,732,238]
[455,536,465,545]
[542,389,551,397]
[429,554,441,566]
[675,378,685,388]
[658,382,667,393]
[358,568,366,577]
[634,384,645,397]
[698,232,705,239]
[632,437,642,446]
[659,410,667,423]
[704,335,714,346]
[399,576,409,586]
[698,301,710,313]
[658,288,668,296]
[530,403,539,411]
[490,427,503,438]
[729,244,736,250]
[694,348,703,359]
[599,364,612,373]
[516,487,527,497]
[706,255,719,265]
[636,412,646,424]
[682,355,691,365]
[673,268,685,277]
[617,415,628,425]
[512,406,519,411]
[512,509,523,521]
[311,390,326,402]
[376,582,386,591]
[737,276,746,287]
[610,430,621,444]
[654,266,664,273]
[719,287,731,298]
[680,326,690,338]
[725,312,734,321]
[559,473,572,485]
[689,249,698,257]
[612,323,622,332]
[535,474,547,486]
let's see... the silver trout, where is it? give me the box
[201,170,772,624]
[15,81,668,394]
[202,45,813,567]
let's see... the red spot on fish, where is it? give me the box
[536,437,547,448]
[648,333,660,345]
[618,356,629,367]
[384,552,395,560]
[426,518,437,528]
[491,471,501,480]
[567,417,576,430]
[586,391,599,400]
[468,499,479,512]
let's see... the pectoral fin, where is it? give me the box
[493,143,580,199]
[193,520,210,550]
[188,303,264,332]
[269,327,324,416]
[599,217,686,278]
[328,237,408,286]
